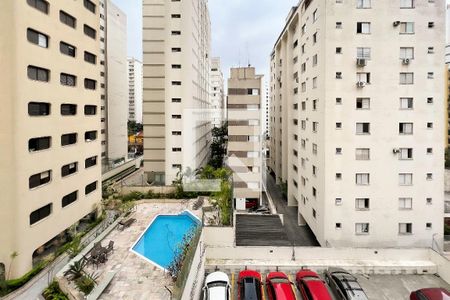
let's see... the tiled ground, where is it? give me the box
[82,201,201,300]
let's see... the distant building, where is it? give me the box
[128,57,143,123]
[210,57,225,127]
[227,67,263,210]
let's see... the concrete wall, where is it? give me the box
[181,235,206,300]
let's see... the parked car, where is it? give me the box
[246,198,258,209]
[238,270,263,300]
[295,269,332,300]
[410,288,450,300]
[254,206,271,214]
[203,271,231,300]
[266,271,296,300]
[324,268,369,300]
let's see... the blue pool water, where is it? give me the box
[132,211,200,269]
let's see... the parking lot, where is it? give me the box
[202,268,450,299]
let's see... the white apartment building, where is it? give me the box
[142,0,212,185]
[100,0,128,165]
[0,0,102,278]
[210,57,225,127]
[228,67,263,210]
[269,0,445,248]
[128,57,143,123]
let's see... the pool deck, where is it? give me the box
[83,200,201,300]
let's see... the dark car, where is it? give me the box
[324,268,369,300]
[296,269,332,300]
[238,270,263,300]
[410,288,450,300]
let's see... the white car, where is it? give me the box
[203,271,231,300]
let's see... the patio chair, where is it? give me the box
[118,218,136,230]
[105,241,114,255]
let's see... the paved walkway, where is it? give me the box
[264,172,320,247]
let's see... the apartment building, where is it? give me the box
[0,0,102,278]
[142,0,212,185]
[210,57,225,128]
[100,0,128,165]
[128,57,143,123]
[269,0,445,248]
[227,67,263,210]
[264,83,270,139]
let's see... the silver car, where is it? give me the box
[324,268,369,300]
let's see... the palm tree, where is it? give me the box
[7,251,18,280]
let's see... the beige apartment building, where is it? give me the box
[269,0,445,248]
[227,67,263,210]
[142,0,212,185]
[0,0,102,278]
[210,57,225,128]
[128,57,143,124]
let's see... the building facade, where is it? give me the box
[128,57,143,124]
[269,0,445,248]
[0,0,102,278]
[210,57,225,127]
[142,0,212,185]
[227,67,263,210]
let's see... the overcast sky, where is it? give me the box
[111,0,298,83]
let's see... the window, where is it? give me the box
[427,97,433,104]
[61,133,77,146]
[27,0,49,14]
[356,198,370,210]
[29,136,51,152]
[312,54,318,66]
[336,72,342,79]
[336,47,342,54]
[357,72,370,84]
[84,51,96,64]
[427,198,433,204]
[85,131,97,142]
[61,162,77,177]
[356,48,371,61]
[172,64,182,69]
[399,148,413,160]
[427,148,433,154]
[61,191,78,208]
[84,78,97,90]
[336,148,342,155]
[313,77,317,88]
[336,223,342,229]
[399,197,412,209]
[356,22,371,34]
[312,32,317,44]
[427,72,434,79]
[30,204,52,225]
[357,0,371,8]
[428,22,434,28]
[60,42,76,57]
[400,97,413,109]
[399,223,413,234]
[399,173,413,185]
[60,104,76,116]
[60,11,76,28]
[28,66,49,82]
[27,28,48,48]
[84,0,96,13]
[356,173,370,185]
[172,98,181,103]
[336,122,342,129]
[355,148,370,160]
[336,98,342,104]
[336,173,342,180]
[426,223,432,229]
[312,209,316,219]
[84,105,97,115]
[356,123,370,134]
[84,25,96,39]
[400,0,414,8]
[426,173,433,180]
[336,22,342,29]
[400,22,414,34]
[172,114,182,119]
[29,170,51,189]
[171,14,181,18]
[313,9,318,22]
[172,131,182,135]
[312,143,318,155]
[312,122,318,132]
[85,156,97,168]
[400,47,414,59]
[428,47,434,54]
[356,98,370,109]
[85,181,97,195]
[399,123,413,134]
[172,148,182,152]
[400,73,414,84]
[28,102,50,116]
[60,73,76,86]
[356,223,369,234]
[172,81,181,86]
[172,48,181,52]
[335,198,342,205]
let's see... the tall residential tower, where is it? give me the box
[128,57,143,124]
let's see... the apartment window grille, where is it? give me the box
[60,73,76,86]
[356,98,370,109]
[355,223,369,234]
[29,170,51,189]
[356,22,371,34]
[356,123,370,134]
[399,223,413,234]
[356,0,371,8]
[85,156,97,168]
[30,204,52,225]
[29,137,51,152]
[28,66,49,82]
[356,72,370,84]
[400,73,414,84]
[399,148,413,160]
[28,102,50,116]
[84,25,96,39]
[84,105,97,115]
[400,97,413,109]
[61,162,77,177]
[356,198,370,210]
[399,198,413,209]
[85,181,97,195]
[84,0,96,13]
[399,22,414,34]
[400,0,414,8]
[355,148,370,160]
[60,11,76,28]
[84,78,96,90]
[27,28,48,48]
[27,0,49,13]
[60,104,76,116]
[400,47,414,59]
[356,173,369,185]
[85,131,97,142]
[60,42,76,57]
[357,47,371,59]
[399,122,413,134]
[84,51,97,64]
[61,133,77,146]
[399,173,413,185]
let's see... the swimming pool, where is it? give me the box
[131,210,201,270]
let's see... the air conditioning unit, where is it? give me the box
[393,148,400,154]
[402,58,410,65]
[356,58,367,67]
[356,81,366,88]
[393,21,400,27]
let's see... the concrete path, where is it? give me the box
[264,171,320,247]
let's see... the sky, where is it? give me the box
[111,0,298,82]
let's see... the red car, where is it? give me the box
[410,288,450,300]
[295,269,332,300]
[238,270,263,300]
[266,272,296,300]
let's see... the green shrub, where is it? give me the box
[4,260,48,292]
[75,272,99,296]
[42,281,68,300]
[63,259,87,281]
[122,191,145,202]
